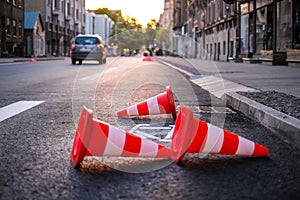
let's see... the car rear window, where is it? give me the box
[75,37,98,45]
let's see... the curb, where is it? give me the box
[224,92,300,147]
[157,60,194,77]
[159,58,300,147]
[0,57,66,64]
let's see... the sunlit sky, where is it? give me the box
[85,0,165,27]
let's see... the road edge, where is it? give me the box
[159,58,300,147]
[223,92,300,147]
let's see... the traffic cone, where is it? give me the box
[171,106,269,162]
[29,58,37,62]
[142,56,153,61]
[71,106,173,168]
[117,86,177,120]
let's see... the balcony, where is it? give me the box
[52,8,60,16]
[65,15,72,21]
[74,20,80,25]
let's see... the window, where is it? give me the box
[66,2,71,16]
[256,5,273,51]
[54,0,59,9]
[240,14,249,54]
[18,0,22,8]
[6,18,11,36]
[18,20,22,37]
[293,0,300,48]
[256,0,273,9]
[13,20,17,36]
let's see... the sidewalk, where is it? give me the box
[158,56,300,147]
[0,56,66,64]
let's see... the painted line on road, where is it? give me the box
[0,101,44,122]
[80,59,140,81]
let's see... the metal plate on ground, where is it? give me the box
[129,124,174,143]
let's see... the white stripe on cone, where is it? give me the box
[202,124,224,154]
[139,139,158,157]
[103,125,126,156]
[236,136,255,156]
[147,96,160,115]
[127,105,139,116]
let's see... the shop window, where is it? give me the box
[249,13,254,54]
[276,0,292,50]
[293,0,300,49]
[240,14,249,54]
[241,3,249,15]
[249,0,254,12]
[256,0,273,9]
[256,5,273,52]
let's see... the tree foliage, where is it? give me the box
[93,8,162,53]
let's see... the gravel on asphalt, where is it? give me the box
[238,90,300,120]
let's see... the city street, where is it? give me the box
[0,57,299,199]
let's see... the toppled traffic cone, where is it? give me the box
[142,56,153,61]
[171,106,269,162]
[71,106,173,168]
[117,86,177,120]
[29,58,37,62]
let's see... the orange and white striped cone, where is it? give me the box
[171,106,269,162]
[142,56,153,61]
[29,58,37,62]
[117,86,177,120]
[71,106,173,168]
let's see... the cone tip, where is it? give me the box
[253,143,269,157]
[117,109,128,117]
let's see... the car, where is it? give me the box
[70,34,106,65]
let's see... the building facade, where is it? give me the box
[85,11,114,46]
[25,0,85,56]
[0,0,24,57]
[170,0,298,64]
[24,12,45,57]
[159,0,174,29]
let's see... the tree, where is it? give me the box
[147,19,159,30]
[93,8,123,23]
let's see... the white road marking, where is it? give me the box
[0,101,44,122]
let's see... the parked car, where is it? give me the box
[70,34,106,65]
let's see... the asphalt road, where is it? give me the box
[0,57,299,199]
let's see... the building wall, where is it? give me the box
[25,0,85,56]
[170,0,296,63]
[0,0,25,57]
[85,11,95,34]
[85,12,114,46]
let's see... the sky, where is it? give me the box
[85,0,165,27]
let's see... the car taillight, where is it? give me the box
[71,44,76,50]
